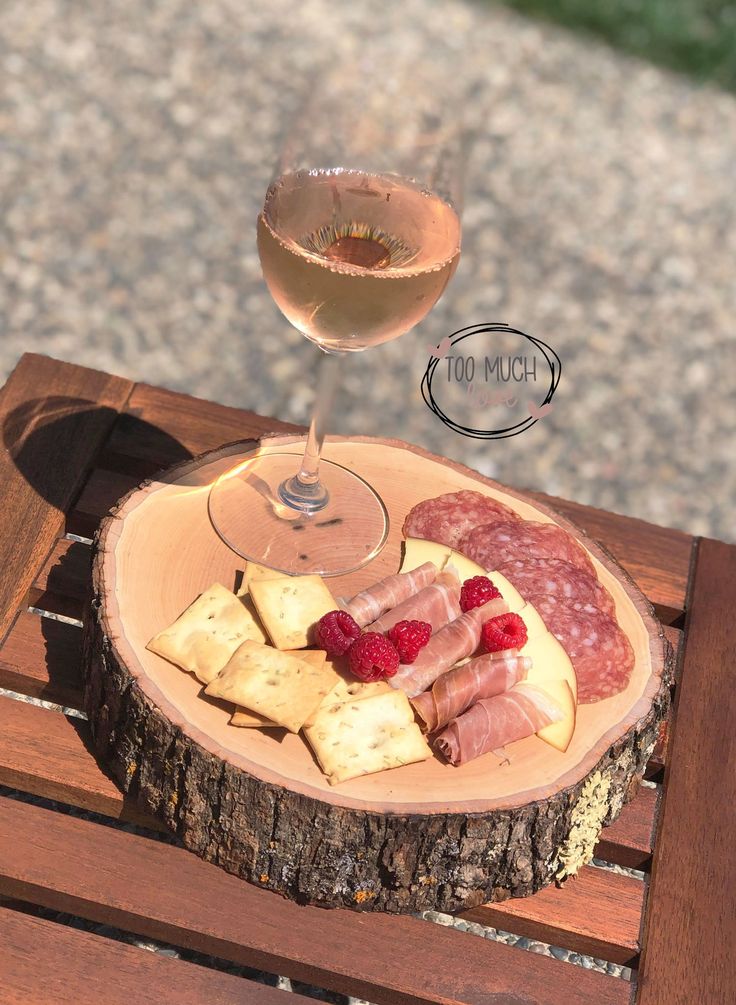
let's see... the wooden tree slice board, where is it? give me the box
[83,434,671,913]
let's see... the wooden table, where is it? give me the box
[0,353,732,1005]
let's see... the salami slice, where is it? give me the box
[530,595,635,703]
[460,520,595,577]
[497,557,615,617]
[403,490,520,550]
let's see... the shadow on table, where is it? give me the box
[3,395,194,508]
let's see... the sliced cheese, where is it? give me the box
[443,550,486,584]
[521,628,577,704]
[487,570,525,612]
[533,678,576,752]
[517,601,549,640]
[400,538,452,574]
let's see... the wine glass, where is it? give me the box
[208,70,465,576]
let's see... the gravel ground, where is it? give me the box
[1,0,734,546]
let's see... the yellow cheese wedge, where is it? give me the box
[443,551,486,584]
[487,570,525,612]
[521,628,577,704]
[534,678,576,752]
[400,538,452,574]
[517,601,549,640]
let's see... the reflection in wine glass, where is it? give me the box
[209,65,467,576]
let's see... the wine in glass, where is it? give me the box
[209,77,463,576]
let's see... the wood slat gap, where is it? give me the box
[29,537,91,621]
[459,864,645,966]
[0,610,83,709]
[0,355,133,642]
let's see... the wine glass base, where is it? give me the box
[208,452,389,576]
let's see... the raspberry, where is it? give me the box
[348,633,400,682]
[481,612,528,653]
[387,620,432,664]
[460,575,502,613]
[314,610,361,658]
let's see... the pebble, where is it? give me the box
[0,0,733,542]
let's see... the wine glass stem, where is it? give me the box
[278,349,344,513]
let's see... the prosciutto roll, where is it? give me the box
[411,650,531,733]
[390,596,508,698]
[344,561,437,628]
[367,569,461,635]
[435,684,564,765]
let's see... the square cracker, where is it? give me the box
[249,574,336,650]
[206,641,339,733]
[304,690,431,785]
[230,650,328,728]
[146,582,267,685]
[302,666,391,728]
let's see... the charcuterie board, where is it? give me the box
[83,434,671,913]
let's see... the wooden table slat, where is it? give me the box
[0,906,293,1005]
[594,783,659,871]
[637,538,736,1005]
[29,537,91,620]
[0,612,82,709]
[530,490,692,618]
[0,354,133,642]
[0,797,631,1005]
[461,865,644,966]
[0,695,159,830]
[108,382,300,468]
[0,692,658,868]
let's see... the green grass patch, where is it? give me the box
[499,0,736,90]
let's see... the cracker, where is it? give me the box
[302,667,391,728]
[205,640,339,733]
[146,583,267,685]
[229,650,328,728]
[304,690,431,785]
[230,707,280,728]
[249,574,336,650]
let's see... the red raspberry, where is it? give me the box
[314,610,361,657]
[460,575,502,613]
[347,633,400,682]
[387,620,432,664]
[481,612,528,653]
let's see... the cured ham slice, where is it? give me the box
[411,650,531,733]
[390,596,508,698]
[367,569,461,635]
[460,520,595,577]
[344,561,437,628]
[435,684,564,765]
[402,490,520,550]
[529,596,635,703]
[497,557,615,617]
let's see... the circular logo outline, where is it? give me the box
[421,322,562,440]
